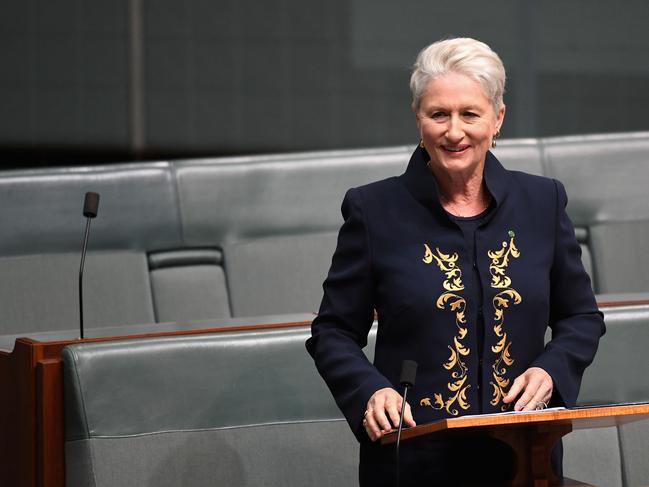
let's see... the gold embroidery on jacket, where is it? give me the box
[420,244,471,415]
[488,231,522,411]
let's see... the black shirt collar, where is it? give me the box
[399,145,510,215]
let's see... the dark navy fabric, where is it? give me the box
[306,146,604,480]
[450,206,494,412]
[359,435,515,486]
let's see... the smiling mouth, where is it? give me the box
[442,145,469,153]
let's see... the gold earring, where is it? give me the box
[419,138,425,149]
[491,130,500,149]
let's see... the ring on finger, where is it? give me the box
[535,401,548,410]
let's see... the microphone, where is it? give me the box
[396,359,417,487]
[83,192,99,218]
[78,192,100,339]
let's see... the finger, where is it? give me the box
[373,403,393,432]
[522,383,552,412]
[365,388,409,439]
[403,402,417,427]
[514,387,537,411]
[367,392,387,419]
[514,377,540,411]
[515,376,544,411]
[364,389,394,440]
[368,397,390,432]
[503,375,526,404]
[385,397,402,430]
[363,419,379,442]
[542,388,553,404]
[528,367,553,403]
[363,410,382,441]
[367,388,392,413]
[533,382,554,410]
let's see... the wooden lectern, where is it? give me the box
[382,403,649,487]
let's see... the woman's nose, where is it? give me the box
[445,116,464,141]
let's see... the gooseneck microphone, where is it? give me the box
[396,359,418,487]
[78,192,100,339]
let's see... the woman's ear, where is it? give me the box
[496,104,506,132]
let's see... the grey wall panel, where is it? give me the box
[4,1,649,159]
[0,0,130,148]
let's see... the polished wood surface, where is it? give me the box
[0,319,311,487]
[37,359,64,487]
[597,298,649,308]
[383,403,649,443]
[382,404,649,487]
[0,339,38,487]
[558,479,595,486]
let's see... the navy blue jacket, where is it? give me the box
[306,146,605,443]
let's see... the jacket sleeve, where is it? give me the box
[306,187,392,441]
[531,179,606,407]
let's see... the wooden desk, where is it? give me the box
[382,404,649,487]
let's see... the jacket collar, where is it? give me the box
[399,145,511,215]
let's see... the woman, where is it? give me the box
[306,38,604,485]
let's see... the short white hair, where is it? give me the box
[410,38,506,111]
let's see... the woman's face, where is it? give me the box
[415,72,505,177]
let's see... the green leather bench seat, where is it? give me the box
[172,147,414,317]
[62,326,378,487]
[542,132,649,293]
[562,303,649,486]
[0,162,180,338]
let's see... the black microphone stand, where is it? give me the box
[395,360,417,487]
[78,192,99,339]
[395,383,411,487]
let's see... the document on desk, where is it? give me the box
[460,407,566,419]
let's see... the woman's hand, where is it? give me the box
[363,387,416,441]
[503,366,554,411]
